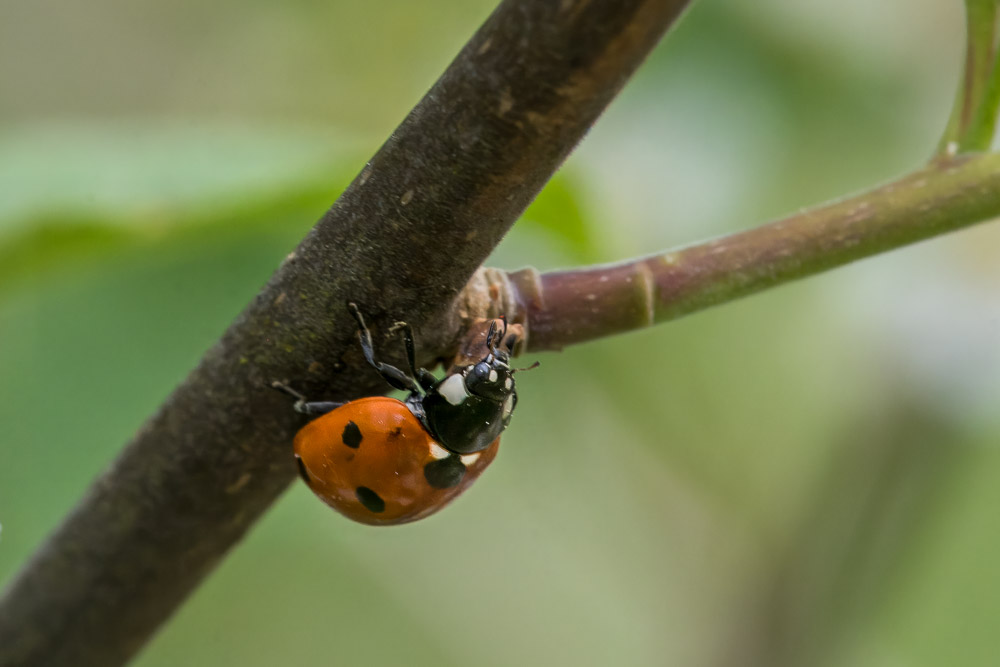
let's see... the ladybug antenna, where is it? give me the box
[512,361,540,374]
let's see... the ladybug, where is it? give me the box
[273,303,525,525]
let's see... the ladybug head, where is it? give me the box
[419,316,536,455]
[464,317,516,402]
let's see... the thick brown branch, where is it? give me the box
[488,153,1000,351]
[0,1,691,665]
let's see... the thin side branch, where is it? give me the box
[484,153,1000,351]
[938,0,1000,153]
[0,2,691,666]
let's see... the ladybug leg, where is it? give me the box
[347,303,423,394]
[391,320,437,393]
[270,381,343,416]
[394,320,420,376]
[416,368,438,393]
[294,400,343,416]
[366,362,422,394]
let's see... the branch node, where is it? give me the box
[635,260,656,326]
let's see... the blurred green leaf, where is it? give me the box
[0,170,359,294]
[518,172,597,263]
[0,121,369,227]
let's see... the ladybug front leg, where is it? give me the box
[270,381,343,416]
[347,303,424,394]
[389,320,438,393]
[415,368,438,393]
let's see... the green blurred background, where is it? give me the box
[3,1,1000,665]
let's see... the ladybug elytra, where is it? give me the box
[274,303,524,525]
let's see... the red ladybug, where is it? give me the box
[274,304,523,525]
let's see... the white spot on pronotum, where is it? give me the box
[504,377,512,390]
[489,369,498,382]
[429,442,450,460]
[502,395,515,419]
[460,453,481,466]
[438,374,470,405]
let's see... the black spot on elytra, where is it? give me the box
[424,455,467,489]
[295,455,310,484]
[356,486,385,513]
[342,421,362,448]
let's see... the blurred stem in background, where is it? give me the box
[721,402,967,667]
